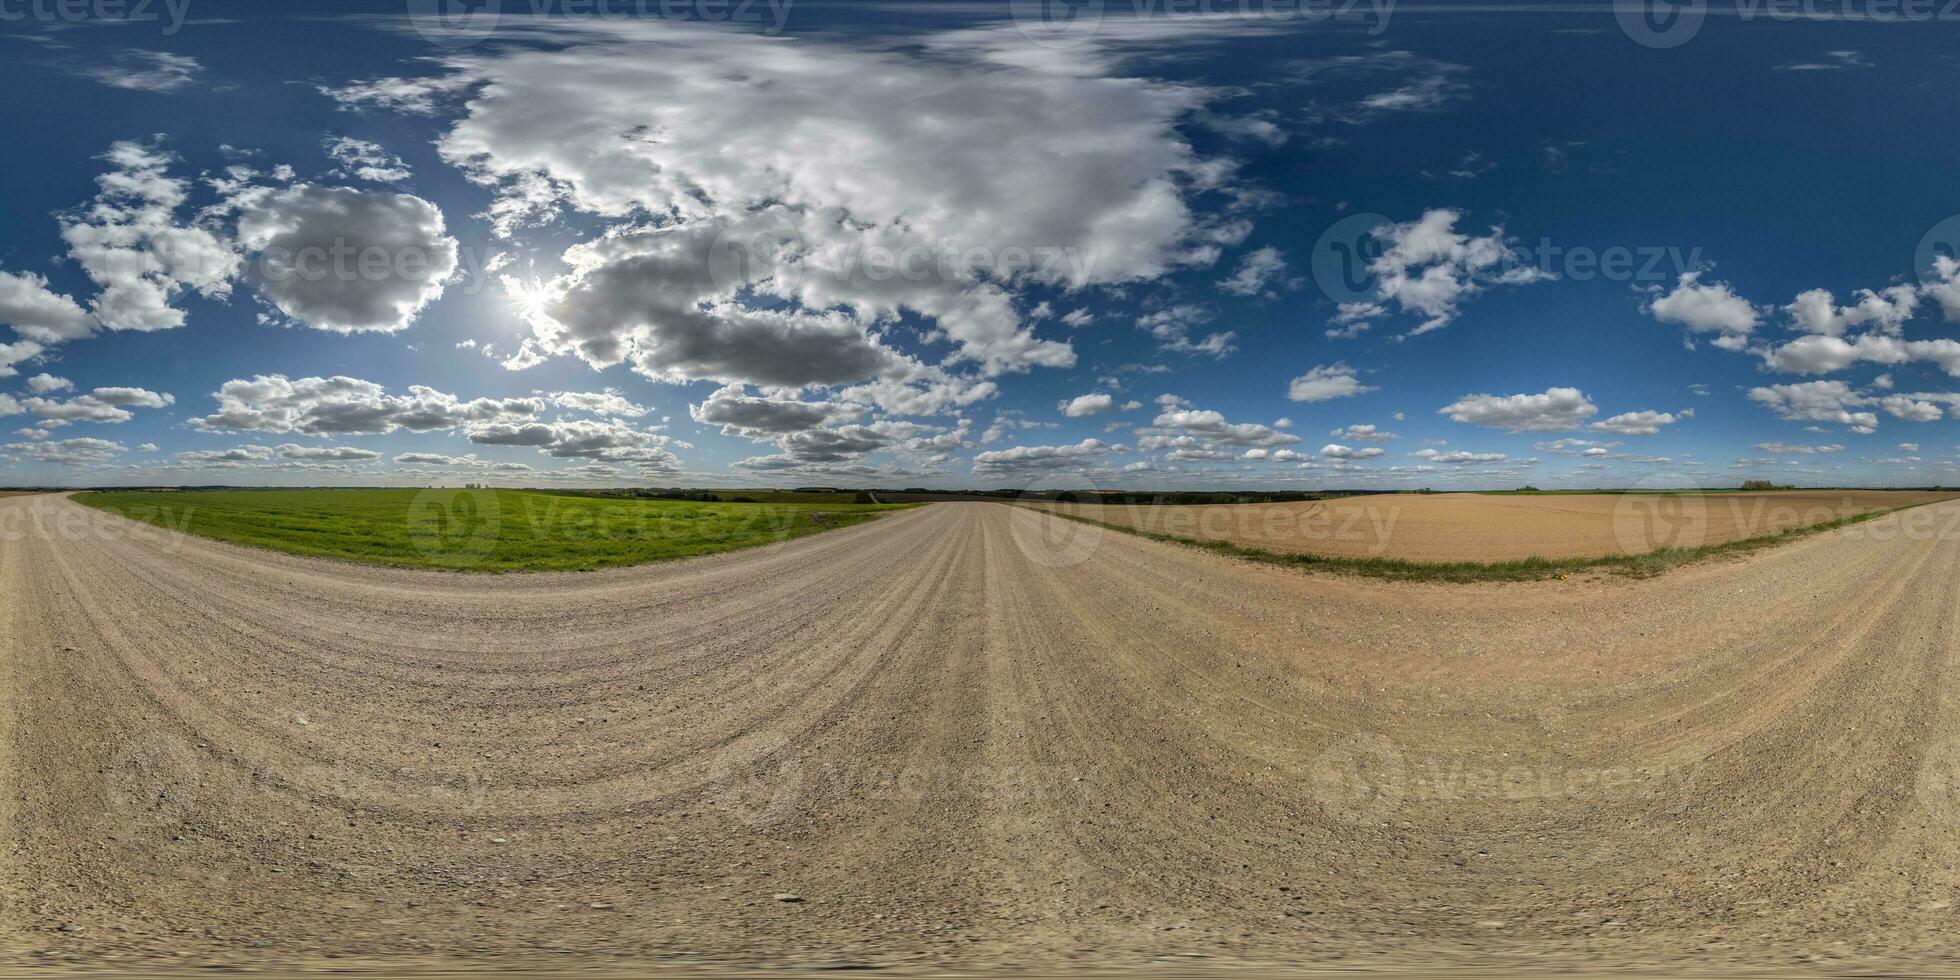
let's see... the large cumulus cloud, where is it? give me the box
[341,19,1259,387]
[231,184,459,333]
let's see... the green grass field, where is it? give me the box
[709,489,866,503]
[542,488,870,504]
[73,488,909,572]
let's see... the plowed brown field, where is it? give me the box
[1026,490,1959,562]
[6,492,1960,975]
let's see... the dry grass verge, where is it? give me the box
[1033,503,1928,583]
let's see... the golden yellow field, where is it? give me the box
[1026,490,1959,563]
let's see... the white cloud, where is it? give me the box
[1328,423,1397,442]
[510,217,912,388]
[837,371,998,418]
[1746,262,1960,377]
[1338,209,1551,335]
[1320,443,1385,460]
[1784,284,1918,337]
[61,141,240,333]
[1761,331,1960,377]
[1746,380,1878,432]
[689,384,853,436]
[25,374,73,394]
[3,436,126,465]
[87,386,175,408]
[321,74,477,116]
[1060,393,1116,417]
[1287,362,1376,402]
[1644,272,1759,350]
[971,438,1120,476]
[230,184,459,333]
[274,443,382,461]
[0,340,45,379]
[466,417,678,472]
[1148,407,1300,448]
[0,271,95,343]
[1137,305,1235,360]
[1588,410,1682,436]
[1754,442,1844,454]
[1218,246,1294,298]
[1410,448,1513,464]
[1774,50,1871,71]
[171,447,374,470]
[1291,51,1471,122]
[1880,394,1943,422]
[1535,437,1620,456]
[324,136,412,183]
[46,141,461,339]
[177,445,274,465]
[81,51,202,93]
[1439,387,1597,432]
[361,21,1268,383]
[193,374,544,435]
[395,452,476,466]
[550,389,649,418]
[1927,256,1960,323]
[22,387,174,426]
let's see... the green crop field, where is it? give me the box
[709,489,866,503]
[73,488,910,572]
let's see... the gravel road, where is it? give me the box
[5,492,1960,975]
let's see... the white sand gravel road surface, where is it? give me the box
[4,492,1960,975]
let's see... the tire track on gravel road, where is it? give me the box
[6,493,1960,974]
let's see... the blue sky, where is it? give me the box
[2,0,1958,489]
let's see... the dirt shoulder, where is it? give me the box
[1025,490,1959,572]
